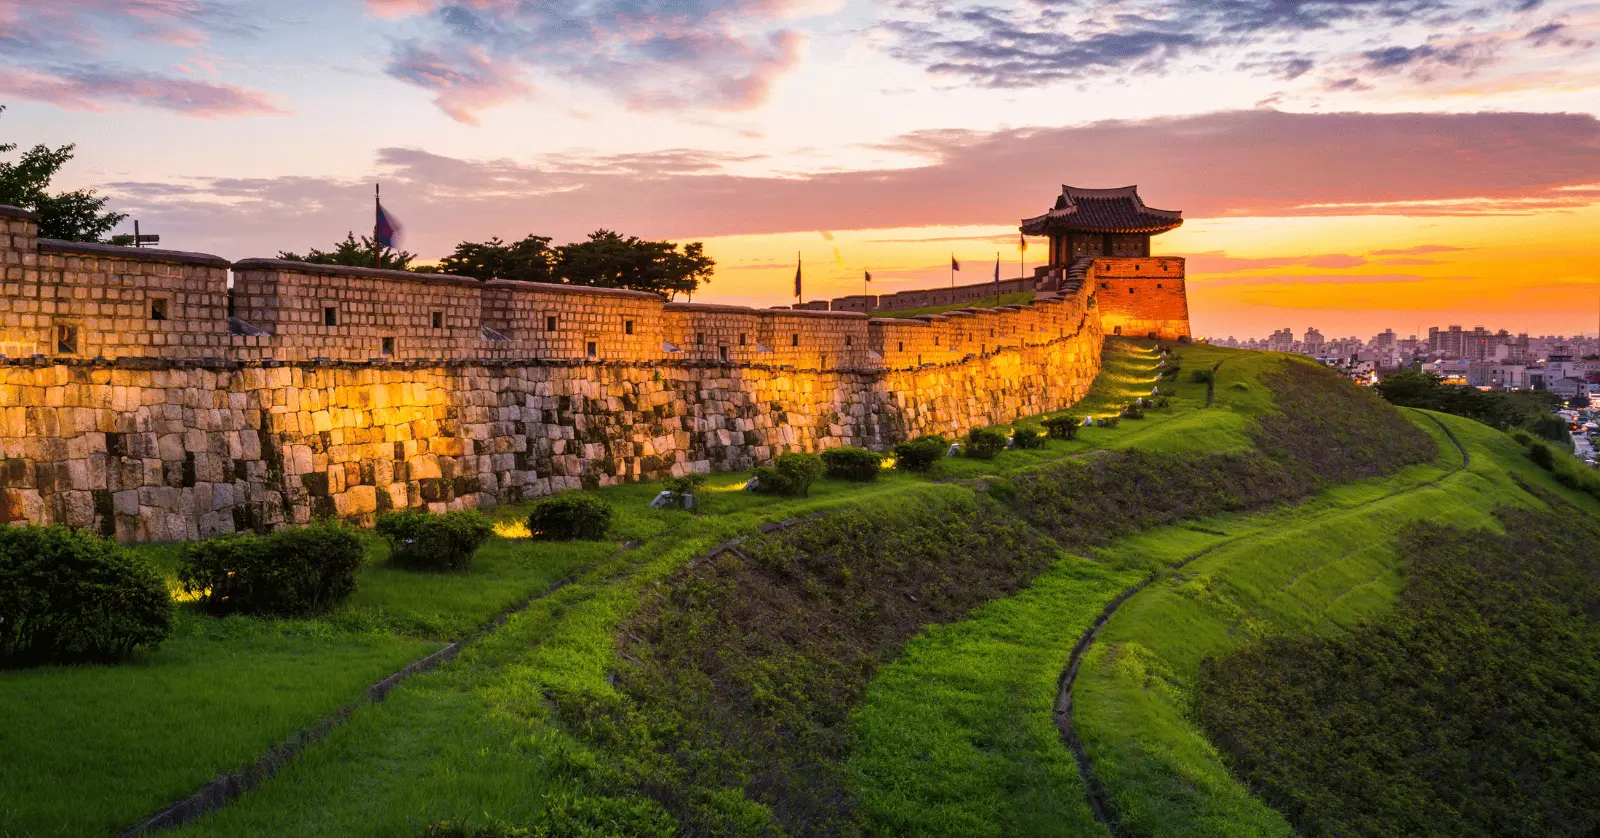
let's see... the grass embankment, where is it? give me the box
[843,351,1438,837]
[872,291,1035,319]
[1195,493,1600,837]
[0,529,611,836]
[168,479,934,837]
[152,339,1171,837]
[1070,414,1600,837]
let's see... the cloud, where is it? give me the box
[1187,251,1369,272]
[876,0,1590,92]
[368,0,808,122]
[0,0,281,116]
[101,109,1600,260]
[0,66,285,116]
[1370,244,1467,255]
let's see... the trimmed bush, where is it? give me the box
[1041,415,1080,441]
[1099,416,1121,429]
[893,435,947,472]
[663,474,706,496]
[1121,404,1145,420]
[755,452,826,496]
[377,509,494,571]
[0,526,173,667]
[179,522,364,617]
[966,427,1008,460]
[821,446,885,482]
[1011,426,1045,450]
[1191,369,1214,384]
[527,492,613,541]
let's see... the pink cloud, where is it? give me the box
[388,44,533,125]
[371,0,807,121]
[0,67,285,116]
[1369,244,1466,256]
[103,109,1600,260]
[0,0,278,117]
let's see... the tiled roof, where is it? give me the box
[1021,185,1182,236]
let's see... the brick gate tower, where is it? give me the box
[1022,185,1191,341]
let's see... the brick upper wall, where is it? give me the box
[1088,257,1190,341]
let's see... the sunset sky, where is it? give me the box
[4,0,1599,340]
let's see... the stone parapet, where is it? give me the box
[0,283,1104,541]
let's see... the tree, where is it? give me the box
[278,232,416,271]
[555,230,714,299]
[426,235,555,283]
[0,106,127,242]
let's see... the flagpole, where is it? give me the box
[995,252,1000,307]
[374,183,381,269]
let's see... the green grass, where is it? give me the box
[170,482,938,836]
[848,558,1134,838]
[1071,411,1600,837]
[874,291,1035,319]
[0,530,613,837]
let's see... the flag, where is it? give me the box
[864,271,872,283]
[794,253,802,299]
[994,254,1001,283]
[951,255,961,271]
[376,203,401,249]
[1019,232,1027,253]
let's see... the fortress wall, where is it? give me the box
[481,280,665,360]
[0,204,1150,540]
[0,209,46,357]
[1088,257,1190,341]
[0,287,1103,541]
[229,260,484,362]
[40,242,232,360]
[663,304,768,362]
[755,309,872,369]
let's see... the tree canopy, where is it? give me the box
[0,106,127,242]
[1376,370,1567,441]
[355,229,714,299]
[278,232,416,271]
[423,235,556,284]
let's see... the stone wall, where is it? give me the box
[0,203,1166,541]
[0,280,1103,542]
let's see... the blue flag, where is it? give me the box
[376,204,401,249]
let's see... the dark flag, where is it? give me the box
[376,204,401,249]
[951,255,961,271]
[864,270,872,283]
[794,252,802,299]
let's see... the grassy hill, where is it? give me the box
[3,339,1595,837]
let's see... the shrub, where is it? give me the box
[1099,416,1121,429]
[377,509,494,571]
[1191,369,1214,384]
[755,452,826,496]
[1161,366,1181,380]
[1528,441,1557,472]
[1012,426,1046,450]
[893,435,948,472]
[0,526,173,667]
[663,474,706,496]
[527,492,613,541]
[1121,404,1145,420]
[821,446,885,481]
[1156,397,1170,408]
[1041,415,1080,441]
[966,427,1008,459]
[179,522,364,617]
